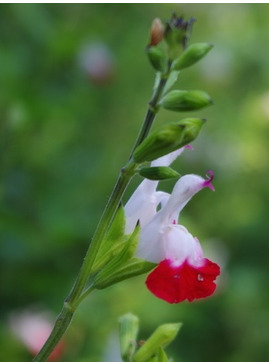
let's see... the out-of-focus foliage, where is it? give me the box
[1,3,269,361]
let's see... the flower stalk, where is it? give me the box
[33,42,171,364]
[33,12,214,361]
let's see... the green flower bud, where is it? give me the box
[133,323,182,362]
[139,166,179,180]
[164,13,195,60]
[133,118,205,163]
[118,313,139,362]
[154,347,169,362]
[146,46,166,72]
[171,43,213,71]
[161,89,213,112]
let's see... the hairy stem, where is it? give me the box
[33,304,74,362]
[33,72,168,362]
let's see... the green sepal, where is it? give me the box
[162,71,180,96]
[161,89,213,112]
[133,323,182,362]
[146,46,167,73]
[94,256,156,290]
[139,166,179,180]
[103,203,126,243]
[171,42,213,71]
[91,204,126,273]
[133,118,205,163]
[118,313,139,362]
[93,223,156,289]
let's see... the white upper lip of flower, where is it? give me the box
[124,147,185,234]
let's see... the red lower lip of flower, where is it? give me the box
[146,258,220,304]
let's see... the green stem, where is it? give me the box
[66,162,134,306]
[33,71,169,362]
[130,74,168,155]
[33,304,74,362]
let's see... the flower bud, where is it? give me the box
[133,323,182,362]
[171,43,213,71]
[146,46,166,72]
[139,166,179,180]
[118,313,139,362]
[149,18,164,46]
[154,347,169,362]
[133,118,205,163]
[161,89,213,111]
[164,13,195,60]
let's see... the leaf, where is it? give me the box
[162,71,180,96]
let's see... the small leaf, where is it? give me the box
[162,71,180,96]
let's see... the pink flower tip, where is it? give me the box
[184,144,194,150]
[146,258,220,304]
[203,170,215,191]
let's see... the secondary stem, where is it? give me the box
[33,72,168,362]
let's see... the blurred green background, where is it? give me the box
[1,3,269,361]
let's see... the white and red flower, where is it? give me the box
[124,147,186,234]
[125,151,220,304]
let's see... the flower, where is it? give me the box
[124,147,187,234]
[134,171,220,303]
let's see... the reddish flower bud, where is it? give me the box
[149,18,164,46]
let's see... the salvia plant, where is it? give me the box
[33,13,220,362]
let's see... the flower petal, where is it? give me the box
[160,173,215,224]
[151,147,185,167]
[146,258,220,304]
[125,178,171,234]
[124,179,158,234]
